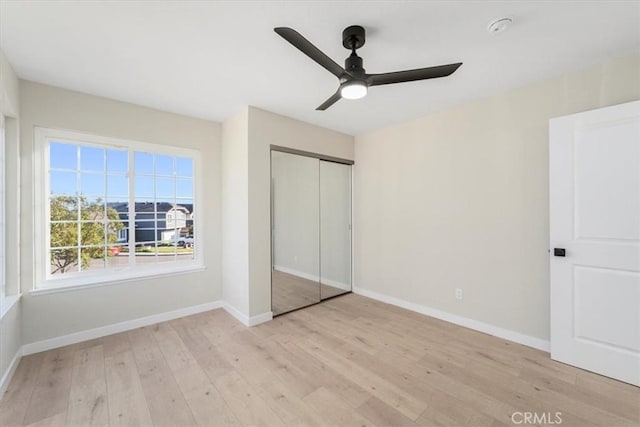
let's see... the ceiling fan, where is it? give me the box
[274,25,462,111]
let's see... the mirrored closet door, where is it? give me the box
[271,147,352,316]
[319,160,352,300]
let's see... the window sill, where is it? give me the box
[30,264,206,296]
[0,294,22,320]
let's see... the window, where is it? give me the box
[34,127,202,290]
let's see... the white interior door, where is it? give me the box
[550,100,640,386]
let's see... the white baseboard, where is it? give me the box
[222,302,249,325]
[222,302,272,327]
[248,311,273,326]
[0,347,22,399]
[274,265,351,291]
[353,286,550,352]
[22,300,224,356]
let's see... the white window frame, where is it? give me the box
[33,127,204,292]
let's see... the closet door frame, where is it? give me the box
[270,145,354,316]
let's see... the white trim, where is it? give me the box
[0,346,22,399]
[273,265,351,291]
[29,265,206,296]
[22,300,223,355]
[248,311,273,326]
[353,286,550,352]
[222,302,272,327]
[221,302,249,325]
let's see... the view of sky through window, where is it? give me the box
[48,140,196,277]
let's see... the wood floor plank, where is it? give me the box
[270,333,372,409]
[22,412,66,427]
[66,345,109,427]
[21,345,76,426]
[172,364,241,427]
[105,350,153,427]
[356,396,418,427]
[2,294,637,427]
[295,337,427,420]
[129,326,197,426]
[303,387,374,427]
[214,370,284,426]
[254,374,326,426]
[0,353,44,426]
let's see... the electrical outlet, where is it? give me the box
[455,288,463,300]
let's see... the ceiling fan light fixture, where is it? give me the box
[340,80,367,100]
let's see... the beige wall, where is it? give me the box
[354,54,640,341]
[0,48,21,387]
[221,107,250,315]
[247,107,354,316]
[19,81,222,344]
[0,50,19,117]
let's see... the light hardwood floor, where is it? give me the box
[1,294,638,426]
[271,270,348,315]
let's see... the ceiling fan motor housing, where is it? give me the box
[342,25,366,49]
[345,54,365,75]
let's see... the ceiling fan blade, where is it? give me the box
[274,27,348,79]
[316,91,342,111]
[367,62,462,87]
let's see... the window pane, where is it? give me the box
[107,175,128,197]
[80,173,105,196]
[107,245,129,268]
[50,171,77,195]
[107,149,128,173]
[134,176,154,197]
[176,157,193,177]
[176,179,193,198]
[134,152,154,175]
[134,201,156,221]
[164,208,182,229]
[50,221,78,248]
[158,226,178,243]
[80,221,106,246]
[156,177,174,198]
[106,219,127,244]
[50,196,78,221]
[107,200,128,220]
[80,246,106,272]
[177,240,195,261]
[156,240,177,263]
[80,198,105,221]
[134,220,156,244]
[156,155,173,176]
[50,142,77,170]
[156,197,176,207]
[80,146,105,172]
[50,248,79,275]
[176,200,193,221]
[134,241,157,265]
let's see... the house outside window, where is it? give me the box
[34,127,203,291]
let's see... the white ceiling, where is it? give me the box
[1,1,639,135]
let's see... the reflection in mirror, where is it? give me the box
[320,161,352,299]
[271,151,320,315]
